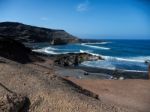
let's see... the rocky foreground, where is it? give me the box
[1,56,134,112]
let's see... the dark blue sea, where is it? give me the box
[33,39,150,71]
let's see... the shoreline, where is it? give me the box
[1,50,150,112]
[55,65,148,80]
[1,36,150,112]
[1,22,150,112]
[33,51,149,80]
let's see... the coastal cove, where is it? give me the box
[0,0,150,110]
[0,22,150,112]
[32,39,150,72]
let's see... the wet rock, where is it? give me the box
[112,69,124,79]
[145,60,150,64]
[84,72,89,75]
[54,53,103,67]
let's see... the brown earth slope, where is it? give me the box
[65,77,150,112]
[0,56,133,112]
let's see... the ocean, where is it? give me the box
[33,39,150,72]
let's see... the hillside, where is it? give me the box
[0,22,79,45]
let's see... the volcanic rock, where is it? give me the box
[54,53,103,67]
[0,22,79,45]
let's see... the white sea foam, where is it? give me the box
[80,50,100,56]
[33,46,150,64]
[32,46,60,54]
[122,69,147,73]
[80,49,150,63]
[81,60,116,70]
[81,60,148,72]
[81,43,110,50]
[32,48,59,54]
[81,61,147,73]
[45,46,58,50]
[83,42,111,45]
[101,55,150,63]
[33,47,78,55]
[44,47,59,54]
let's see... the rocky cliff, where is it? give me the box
[0,37,31,63]
[0,22,79,45]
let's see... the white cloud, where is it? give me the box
[41,17,48,21]
[76,0,90,12]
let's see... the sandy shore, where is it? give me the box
[55,67,111,79]
[64,77,150,112]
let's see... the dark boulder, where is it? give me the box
[0,37,31,63]
[0,94,30,112]
[54,53,103,67]
[145,60,150,64]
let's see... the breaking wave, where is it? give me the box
[83,42,111,45]
[79,50,150,63]
[101,55,150,63]
[81,43,110,50]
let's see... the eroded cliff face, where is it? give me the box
[0,22,79,45]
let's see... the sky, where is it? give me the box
[0,0,150,39]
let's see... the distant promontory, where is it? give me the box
[0,22,79,45]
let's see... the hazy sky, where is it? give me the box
[0,0,149,39]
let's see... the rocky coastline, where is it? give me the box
[0,22,150,112]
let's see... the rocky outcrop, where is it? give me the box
[0,22,79,45]
[54,53,103,67]
[0,37,31,63]
[0,94,30,112]
[0,37,45,64]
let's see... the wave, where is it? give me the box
[33,47,80,55]
[81,61,148,72]
[83,42,111,45]
[33,46,150,63]
[101,55,150,63]
[33,46,62,54]
[80,50,150,63]
[45,46,58,50]
[32,48,59,55]
[81,43,110,50]
[81,60,116,70]
[80,50,100,56]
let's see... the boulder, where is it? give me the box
[54,53,103,67]
[0,94,29,112]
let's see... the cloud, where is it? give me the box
[76,0,90,12]
[41,17,48,21]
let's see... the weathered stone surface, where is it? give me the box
[54,53,103,66]
[0,94,29,112]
